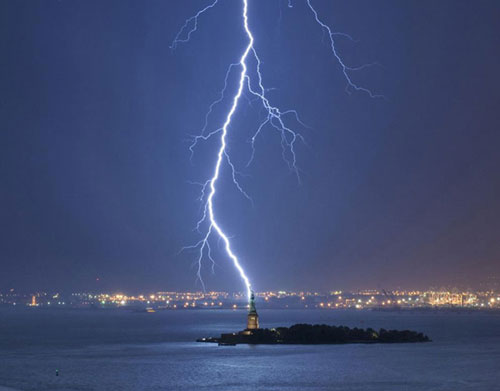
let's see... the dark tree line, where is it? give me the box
[219,324,430,344]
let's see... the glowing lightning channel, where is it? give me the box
[174,0,381,301]
[199,0,258,299]
[178,0,258,299]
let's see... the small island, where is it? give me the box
[197,323,430,345]
[197,292,430,345]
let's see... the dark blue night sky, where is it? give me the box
[1,0,499,293]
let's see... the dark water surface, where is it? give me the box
[0,308,499,390]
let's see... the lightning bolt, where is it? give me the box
[173,0,380,301]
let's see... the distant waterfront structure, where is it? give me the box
[246,291,259,330]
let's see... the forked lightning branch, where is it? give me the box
[173,0,380,301]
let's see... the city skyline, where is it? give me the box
[3,288,500,311]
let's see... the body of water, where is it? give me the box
[0,308,499,390]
